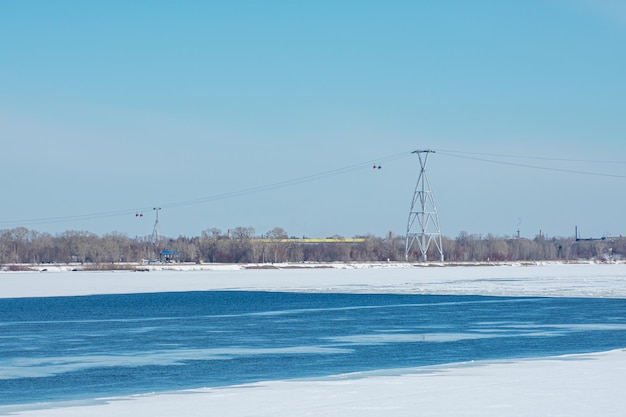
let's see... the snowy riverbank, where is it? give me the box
[7,348,626,417]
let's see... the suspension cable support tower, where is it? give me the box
[405,150,444,262]
[152,207,161,246]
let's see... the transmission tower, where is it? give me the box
[405,150,444,262]
[152,207,161,246]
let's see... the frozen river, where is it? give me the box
[1,263,626,416]
[2,290,626,409]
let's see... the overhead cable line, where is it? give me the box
[0,151,413,228]
[160,151,411,210]
[435,150,626,179]
[435,149,626,165]
[0,208,143,228]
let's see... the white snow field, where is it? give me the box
[2,262,626,299]
[2,262,626,416]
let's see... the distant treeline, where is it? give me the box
[0,226,623,265]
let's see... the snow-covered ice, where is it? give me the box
[2,262,626,299]
[2,262,626,416]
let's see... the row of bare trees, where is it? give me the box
[0,226,623,265]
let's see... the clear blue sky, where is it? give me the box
[1,1,625,239]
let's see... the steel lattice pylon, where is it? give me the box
[405,150,444,262]
[152,207,161,246]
